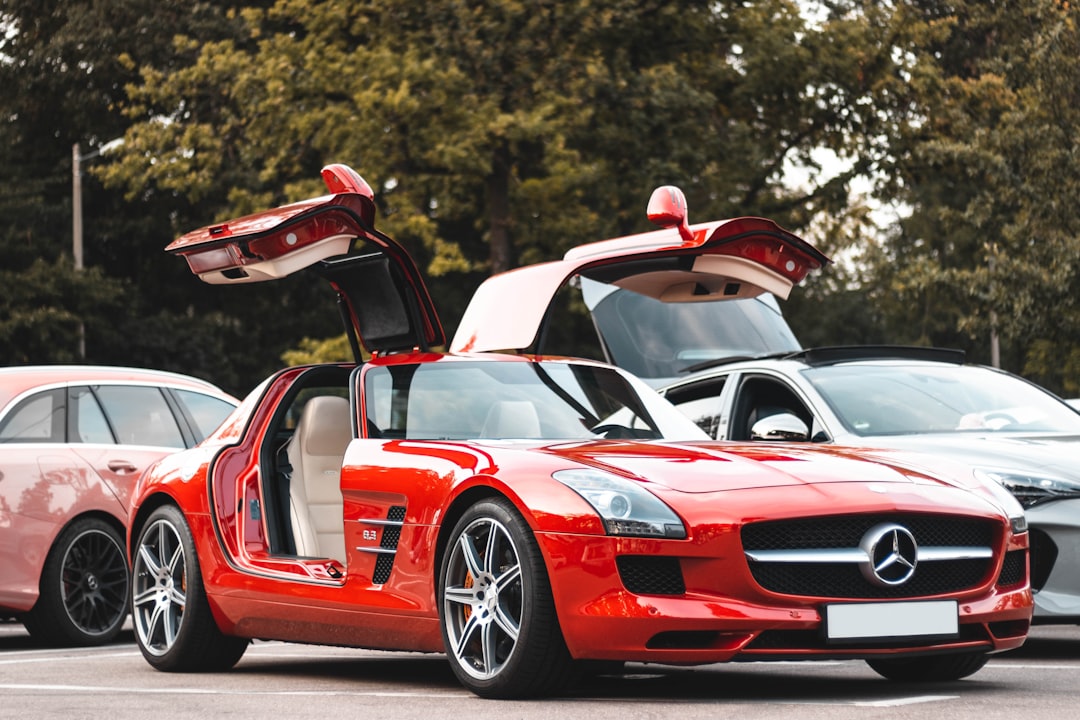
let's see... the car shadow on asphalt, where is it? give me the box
[1001,626,1080,660]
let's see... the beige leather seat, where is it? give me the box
[287,395,351,563]
[479,400,541,439]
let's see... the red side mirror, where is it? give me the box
[321,163,377,226]
[647,185,695,244]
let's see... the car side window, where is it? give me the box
[365,364,491,440]
[93,385,186,448]
[731,375,813,441]
[70,386,115,444]
[174,389,235,442]
[665,378,728,439]
[0,389,65,442]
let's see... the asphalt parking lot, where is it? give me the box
[2,620,1079,719]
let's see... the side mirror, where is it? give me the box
[750,413,810,442]
[647,186,696,244]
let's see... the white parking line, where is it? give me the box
[855,695,959,707]
[987,662,1077,670]
[0,684,467,698]
[0,650,140,665]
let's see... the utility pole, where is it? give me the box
[71,137,123,361]
[72,142,85,359]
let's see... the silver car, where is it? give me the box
[580,282,1080,624]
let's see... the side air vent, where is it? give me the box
[365,505,406,585]
[616,555,685,595]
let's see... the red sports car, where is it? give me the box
[128,166,1032,698]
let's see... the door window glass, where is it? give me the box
[94,385,185,448]
[70,386,115,444]
[175,389,235,442]
[0,390,64,442]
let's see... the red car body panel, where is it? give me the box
[131,352,1031,664]
[451,217,827,355]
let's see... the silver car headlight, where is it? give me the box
[975,466,1080,513]
[554,469,687,539]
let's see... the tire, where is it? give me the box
[131,504,248,671]
[439,497,576,698]
[24,517,129,646]
[866,652,990,682]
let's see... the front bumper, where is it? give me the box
[538,532,1032,664]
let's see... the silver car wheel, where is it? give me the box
[132,517,187,656]
[442,516,523,681]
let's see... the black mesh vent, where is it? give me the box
[1028,527,1056,591]
[748,558,990,599]
[997,549,1027,588]
[380,524,401,549]
[742,513,998,599]
[742,513,995,551]
[371,505,406,585]
[373,555,395,585]
[745,622,989,652]
[616,556,685,595]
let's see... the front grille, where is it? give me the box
[742,513,998,599]
[742,514,994,551]
[617,555,685,595]
[748,558,988,599]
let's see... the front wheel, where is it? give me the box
[131,504,248,672]
[867,652,989,682]
[24,517,129,646]
[439,497,575,698]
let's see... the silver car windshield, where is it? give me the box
[803,363,1080,436]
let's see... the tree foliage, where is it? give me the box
[3,0,1080,395]
[831,0,1080,393]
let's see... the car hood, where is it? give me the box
[847,433,1080,480]
[537,440,968,494]
[166,164,444,356]
[451,214,827,355]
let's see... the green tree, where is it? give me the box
[0,0,288,393]
[98,0,893,363]
[838,0,1080,394]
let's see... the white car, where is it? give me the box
[0,365,238,645]
[574,281,1080,624]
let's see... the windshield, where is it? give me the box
[804,363,1080,436]
[364,359,708,442]
[582,278,801,381]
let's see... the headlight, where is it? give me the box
[973,469,1029,533]
[554,468,686,539]
[975,467,1080,513]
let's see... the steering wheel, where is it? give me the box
[982,412,1018,428]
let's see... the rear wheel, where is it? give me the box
[439,497,575,698]
[131,504,248,671]
[24,517,129,646]
[867,652,989,682]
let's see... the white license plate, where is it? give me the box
[825,600,958,642]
